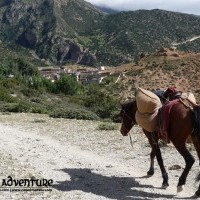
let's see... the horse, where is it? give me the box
[120,99,200,196]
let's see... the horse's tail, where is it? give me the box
[193,106,200,182]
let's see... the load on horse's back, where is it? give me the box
[154,86,197,142]
[119,87,200,197]
[163,86,182,101]
[135,87,161,132]
[153,86,182,104]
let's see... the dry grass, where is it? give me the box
[108,49,200,102]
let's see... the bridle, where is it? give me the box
[121,109,134,129]
[121,109,135,147]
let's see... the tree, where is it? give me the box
[55,74,84,95]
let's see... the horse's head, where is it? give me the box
[120,101,137,136]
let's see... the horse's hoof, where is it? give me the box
[147,170,154,176]
[195,190,200,197]
[162,183,169,189]
[192,194,199,199]
[177,185,184,193]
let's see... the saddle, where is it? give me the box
[157,92,198,143]
[158,99,180,143]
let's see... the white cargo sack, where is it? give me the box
[135,110,158,132]
[136,87,162,113]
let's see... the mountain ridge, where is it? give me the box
[1,0,200,66]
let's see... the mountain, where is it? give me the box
[1,1,200,66]
[0,0,105,66]
[86,9,200,65]
[96,6,119,14]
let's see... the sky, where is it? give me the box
[85,0,200,16]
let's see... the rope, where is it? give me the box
[122,109,134,148]
[129,133,134,148]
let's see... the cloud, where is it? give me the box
[85,0,200,15]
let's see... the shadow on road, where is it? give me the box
[52,168,175,200]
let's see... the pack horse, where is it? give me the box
[120,88,200,197]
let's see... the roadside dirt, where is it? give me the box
[0,113,199,200]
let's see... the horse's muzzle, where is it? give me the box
[120,127,128,136]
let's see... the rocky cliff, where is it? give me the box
[1,1,200,66]
[0,0,104,65]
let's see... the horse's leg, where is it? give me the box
[190,134,200,196]
[172,142,195,192]
[190,134,200,165]
[153,141,169,188]
[143,130,155,175]
[143,130,169,187]
[168,105,195,193]
[195,184,200,197]
[148,149,155,176]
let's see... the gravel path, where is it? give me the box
[0,113,199,200]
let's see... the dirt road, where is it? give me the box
[0,113,199,200]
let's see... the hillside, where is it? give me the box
[106,48,200,102]
[96,6,119,14]
[1,1,200,66]
[0,0,105,66]
[0,41,47,66]
[85,9,200,65]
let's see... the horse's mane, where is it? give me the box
[121,99,136,108]
[121,100,137,116]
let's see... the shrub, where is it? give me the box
[97,122,118,130]
[49,107,100,120]
[0,102,30,113]
[54,74,84,95]
[20,87,42,97]
[0,78,21,89]
[111,110,121,123]
[30,104,49,114]
[84,84,119,119]
[13,101,31,112]
[102,76,116,85]
[7,58,38,76]
[0,86,17,103]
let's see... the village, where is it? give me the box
[38,65,126,84]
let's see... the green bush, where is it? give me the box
[2,58,39,77]
[101,76,116,85]
[49,107,100,120]
[0,86,17,103]
[0,78,21,89]
[20,87,42,97]
[110,110,121,123]
[84,84,119,119]
[0,102,30,113]
[54,74,84,95]
[30,104,49,114]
